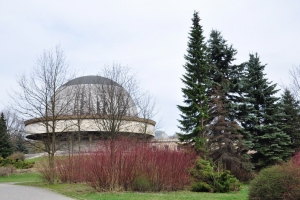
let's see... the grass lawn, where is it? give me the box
[0,172,248,200]
[25,156,47,163]
[21,180,249,200]
[0,172,42,183]
[39,184,248,200]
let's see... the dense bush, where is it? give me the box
[0,166,14,176]
[249,151,300,200]
[47,138,196,191]
[249,165,288,200]
[132,175,153,192]
[8,152,25,161]
[0,154,35,169]
[190,158,240,193]
[0,152,33,176]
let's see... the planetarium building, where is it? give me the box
[25,76,156,145]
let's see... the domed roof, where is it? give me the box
[63,75,121,87]
[59,75,137,117]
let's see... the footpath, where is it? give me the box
[0,183,73,200]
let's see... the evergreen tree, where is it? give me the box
[177,11,210,151]
[241,54,293,169]
[278,88,300,150]
[0,113,13,158]
[207,30,237,121]
[206,30,248,174]
[13,134,28,153]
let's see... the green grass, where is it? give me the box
[22,182,248,200]
[0,172,42,183]
[65,188,248,200]
[25,156,47,163]
[0,171,248,200]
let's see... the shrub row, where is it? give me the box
[42,138,197,192]
[0,153,35,170]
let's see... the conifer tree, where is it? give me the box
[278,88,300,150]
[0,113,13,158]
[241,54,293,169]
[13,134,28,153]
[206,30,247,174]
[177,11,210,150]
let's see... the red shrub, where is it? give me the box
[279,162,300,199]
[52,137,196,191]
[55,154,88,183]
[291,151,300,167]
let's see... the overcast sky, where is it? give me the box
[1,1,299,135]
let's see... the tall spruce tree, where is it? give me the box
[241,54,293,169]
[177,11,210,151]
[278,88,300,150]
[0,113,13,158]
[207,30,237,121]
[206,30,247,174]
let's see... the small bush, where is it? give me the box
[13,160,35,169]
[0,166,15,176]
[8,152,25,161]
[249,165,286,200]
[215,170,241,192]
[0,156,13,166]
[191,181,212,192]
[132,175,152,192]
[249,158,300,200]
[0,155,35,169]
[190,158,240,193]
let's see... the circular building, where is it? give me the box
[25,75,156,143]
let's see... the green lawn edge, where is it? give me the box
[0,172,248,200]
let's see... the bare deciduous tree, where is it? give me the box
[92,65,157,139]
[11,46,74,184]
[289,66,300,100]
[94,65,138,138]
[136,93,158,136]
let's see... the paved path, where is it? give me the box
[0,183,74,200]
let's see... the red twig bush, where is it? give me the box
[52,137,196,191]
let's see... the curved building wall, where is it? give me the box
[25,75,155,140]
[25,115,155,136]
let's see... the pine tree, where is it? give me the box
[0,113,13,158]
[278,88,300,150]
[206,30,248,174]
[177,11,210,151]
[241,54,293,169]
[13,134,28,153]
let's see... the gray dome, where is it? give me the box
[57,75,138,116]
[63,75,121,87]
